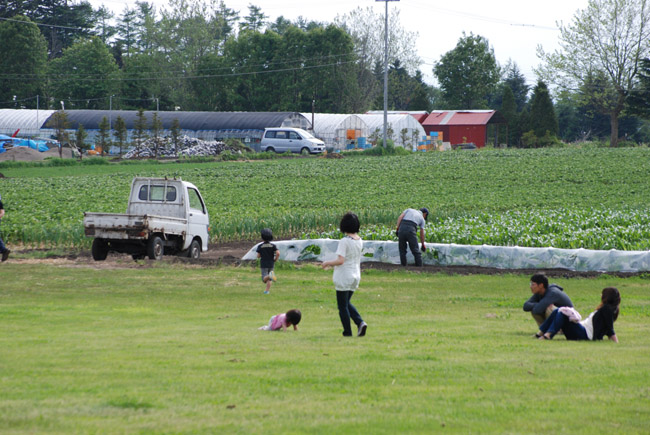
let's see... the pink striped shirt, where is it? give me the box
[269,313,287,330]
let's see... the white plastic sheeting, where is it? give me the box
[0,109,56,137]
[300,113,368,150]
[243,239,650,273]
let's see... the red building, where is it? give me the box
[421,110,507,148]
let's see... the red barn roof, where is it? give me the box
[423,110,506,126]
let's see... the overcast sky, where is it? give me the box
[89,0,589,86]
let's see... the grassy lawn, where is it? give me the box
[1,262,648,433]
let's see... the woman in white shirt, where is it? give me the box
[322,213,367,337]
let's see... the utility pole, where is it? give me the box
[376,0,399,148]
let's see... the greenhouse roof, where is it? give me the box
[0,109,307,131]
[299,113,367,133]
[57,110,305,130]
[0,109,57,130]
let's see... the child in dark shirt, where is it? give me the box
[256,228,279,294]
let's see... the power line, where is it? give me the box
[404,1,559,31]
[0,16,93,31]
[0,58,358,84]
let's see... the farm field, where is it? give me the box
[0,147,649,250]
[0,262,649,433]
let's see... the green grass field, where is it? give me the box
[1,262,648,433]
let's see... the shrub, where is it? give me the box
[81,158,109,165]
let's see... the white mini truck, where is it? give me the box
[84,177,210,261]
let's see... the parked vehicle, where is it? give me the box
[260,127,325,154]
[83,177,210,261]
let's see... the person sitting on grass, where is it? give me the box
[258,309,301,331]
[538,287,620,342]
[524,273,573,330]
[256,228,280,294]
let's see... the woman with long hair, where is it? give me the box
[538,287,620,342]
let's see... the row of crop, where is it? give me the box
[1,148,649,249]
[304,208,650,251]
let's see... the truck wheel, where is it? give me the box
[188,240,201,259]
[147,236,164,260]
[91,238,109,261]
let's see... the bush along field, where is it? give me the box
[0,147,649,250]
[0,262,649,433]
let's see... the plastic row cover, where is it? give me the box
[243,239,650,273]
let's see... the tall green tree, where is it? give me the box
[373,61,432,111]
[97,116,111,156]
[500,86,517,146]
[494,61,529,112]
[434,32,500,109]
[627,58,650,118]
[116,6,138,58]
[1,0,96,59]
[537,0,650,147]
[93,5,117,43]
[335,6,420,111]
[155,0,238,110]
[239,4,267,32]
[48,37,120,109]
[0,16,48,108]
[74,123,88,160]
[113,116,128,155]
[45,110,70,157]
[335,7,420,75]
[150,112,162,157]
[134,108,148,148]
[528,80,558,138]
[170,118,181,151]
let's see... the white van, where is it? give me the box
[260,127,325,154]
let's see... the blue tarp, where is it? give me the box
[10,138,49,152]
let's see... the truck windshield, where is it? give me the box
[188,188,205,213]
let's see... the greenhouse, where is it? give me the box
[0,109,311,150]
[300,113,369,150]
[0,109,57,138]
[357,114,426,150]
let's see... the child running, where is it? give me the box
[258,309,301,331]
[321,212,367,337]
[256,228,280,294]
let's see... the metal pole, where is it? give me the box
[383,0,388,148]
[109,95,113,130]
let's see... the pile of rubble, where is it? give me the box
[123,136,251,159]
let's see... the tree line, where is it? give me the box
[0,0,649,147]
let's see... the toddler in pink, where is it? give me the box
[259,309,301,331]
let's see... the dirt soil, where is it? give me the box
[5,240,644,278]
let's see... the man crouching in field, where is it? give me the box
[524,273,573,332]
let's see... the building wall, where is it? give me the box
[423,125,487,147]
